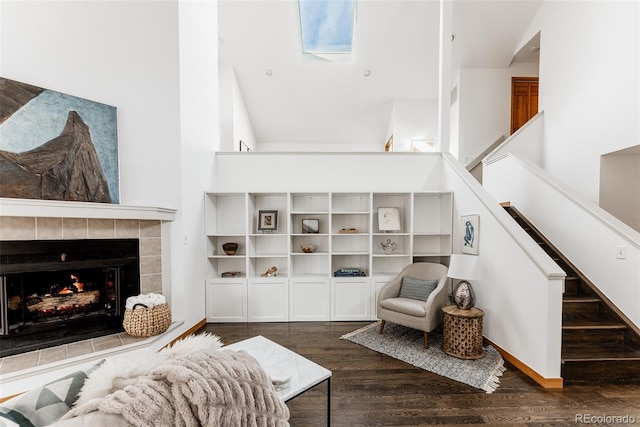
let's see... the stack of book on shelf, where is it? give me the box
[334,268,366,277]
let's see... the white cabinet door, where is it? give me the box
[206,279,247,322]
[331,277,371,321]
[248,278,289,322]
[371,275,395,320]
[290,277,330,321]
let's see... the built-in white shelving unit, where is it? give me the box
[204,191,452,322]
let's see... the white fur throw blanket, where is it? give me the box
[57,334,289,427]
[125,293,166,309]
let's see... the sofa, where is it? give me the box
[0,334,290,427]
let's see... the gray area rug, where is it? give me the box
[341,322,505,393]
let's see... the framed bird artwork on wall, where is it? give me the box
[461,214,479,255]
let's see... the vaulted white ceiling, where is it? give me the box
[218,0,542,148]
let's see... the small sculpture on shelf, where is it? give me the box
[261,266,278,277]
[221,271,242,278]
[300,244,316,253]
[379,238,397,255]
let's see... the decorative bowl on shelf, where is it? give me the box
[379,238,398,255]
[300,244,316,253]
[222,242,238,255]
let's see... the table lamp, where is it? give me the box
[448,254,482,310]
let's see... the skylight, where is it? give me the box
[298,0,355,55]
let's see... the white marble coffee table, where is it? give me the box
[223,335,332,424]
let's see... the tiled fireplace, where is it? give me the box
[0,215,165,358]
[0,238,141,356]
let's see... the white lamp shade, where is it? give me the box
[448,254,482,280]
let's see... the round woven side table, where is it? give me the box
[441,305,485,359]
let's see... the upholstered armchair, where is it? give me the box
[377,262,450,348]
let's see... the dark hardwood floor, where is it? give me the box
[199,322,640,426]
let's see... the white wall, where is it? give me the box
[219,65,257,152]
[600,151,640,232]
[218,66,235,152]
[177,0,219,329]
[232,72,257,151]
[1,0,182,210]
[449,70,461,158]
[456,62,539,165]
[487,111,544,168]
[258,141,383,152]
[384,107,395,151]
[386,99,439,153]
[211,152,445,193]
[521,0,639,203]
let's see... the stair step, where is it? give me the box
[562,315,628,347]
[564,280,592,296]
[563,296,601,317]
[564,281,579,295]
[562,360,640,384]
[562,344,640,361]
[563,328,626,346]
[564,296,601,303]
[562,318,627,330]
[562,345,640,384]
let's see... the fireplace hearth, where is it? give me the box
[0,239,140,358]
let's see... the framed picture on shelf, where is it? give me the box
[258,210,278,232]
[378,207,401,232]
[461,214,479,255]
[302,219,319,234]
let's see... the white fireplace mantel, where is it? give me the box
[0,198,176,221]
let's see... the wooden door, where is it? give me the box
[511,77,539,134]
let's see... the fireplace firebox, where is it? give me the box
[0,239,140,357]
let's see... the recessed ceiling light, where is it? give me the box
[364,69,371,77]
[265,69,273,77]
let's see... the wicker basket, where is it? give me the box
[123,302,171,337]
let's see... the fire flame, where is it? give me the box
[70,274,84,292]
[56,274,85,295]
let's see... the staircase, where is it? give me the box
[504,205,640,384]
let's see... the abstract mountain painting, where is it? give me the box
[0,77,119,203]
